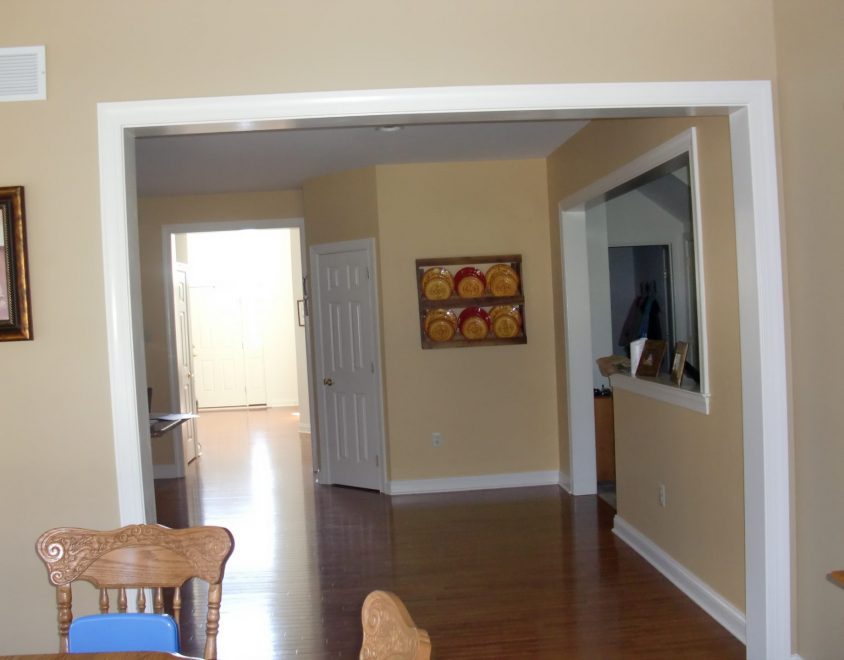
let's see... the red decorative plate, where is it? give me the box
[454,267,486,298]
[458,306,491,340]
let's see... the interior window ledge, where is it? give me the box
[610,372,710,415]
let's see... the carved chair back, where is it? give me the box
[36,524,234,660]
[360,590,431,660]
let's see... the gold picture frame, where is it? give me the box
[635,339,666,378]
[671,341,689,385]
[0,186,33,341]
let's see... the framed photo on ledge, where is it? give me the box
[671,341,689,385]
[635,339,666,378]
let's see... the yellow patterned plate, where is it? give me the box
[424,308,457,342]
[489,304,522,338]
[421,267,454,300]
[485,263,520,297]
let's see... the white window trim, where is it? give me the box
[565,129,710,416]
[611,372,710,414]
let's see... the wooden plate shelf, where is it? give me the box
[416,254,527,349]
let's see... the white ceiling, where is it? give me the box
[134,119,588,197]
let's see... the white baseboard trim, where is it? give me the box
[153,463,183,479]
[613,515,746,644]
[268,401,298,409]
[558,471,572,493]
[791,654,805,659]
[298,423,311,434]
[387,470,560,495]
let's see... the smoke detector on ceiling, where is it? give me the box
[0,46,46,102]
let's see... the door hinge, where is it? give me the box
[366,267,370,280]
[371,362,375,373]
[375,454,379,467]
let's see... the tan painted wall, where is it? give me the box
[4,0,823,654]
[547,117,745,608]
[302,168,380,248]
[137,191,304,465]
[375,161,559,479]
[772,0,844,656]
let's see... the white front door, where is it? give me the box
[311,239,385,491]
[173,264,200,463]
[190,285,249,408]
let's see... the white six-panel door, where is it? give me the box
[311,240,385,491]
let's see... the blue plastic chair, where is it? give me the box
[68,613,180,653]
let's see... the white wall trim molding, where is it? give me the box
[558,471,572,493]
[98,81,791,660]
[613,515,746,644]
[267,398,299,408]
[298,423,311,435]
[560,207,598,496]
[152,463,182,480]
[387,470,560,496]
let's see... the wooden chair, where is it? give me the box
[35,524,234,659]
[359,590,431,660]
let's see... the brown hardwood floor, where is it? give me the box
[155,408,744,659]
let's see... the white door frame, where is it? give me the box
[309,238,388,491]
[97,82,790,659]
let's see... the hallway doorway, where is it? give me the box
[181,228,304,411]
[101,83,791,657]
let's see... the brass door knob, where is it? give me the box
[323,377,334,386]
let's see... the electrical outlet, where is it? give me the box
[658,484,667,507]
[432,432,443,448]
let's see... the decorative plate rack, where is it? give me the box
[416,254,526,349]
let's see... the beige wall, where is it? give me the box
[547,117,745,608]
[303,168,380,248]
[773,0,844,656]
[137,191,304,465]
[14,0,844,655]
[375,161,559,479]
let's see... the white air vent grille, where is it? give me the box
[0,46,46,102]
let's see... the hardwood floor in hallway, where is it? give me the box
[154,408,744,659]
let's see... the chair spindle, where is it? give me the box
[118,587,127,613]
[99,589,109,614]
[173,587,182,626]
[137,587,146,613]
